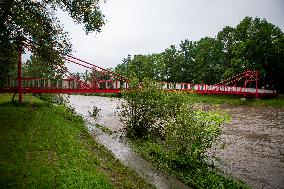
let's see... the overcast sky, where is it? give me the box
[59,0,284,73]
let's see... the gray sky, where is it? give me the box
[59,0,284,73]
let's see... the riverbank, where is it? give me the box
[188,94,284,107]
[0,94,153,188]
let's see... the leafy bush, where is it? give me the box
[164,108,230,168]
[121,78,229,163]
[121,78,185,138]
[121,78,249,188]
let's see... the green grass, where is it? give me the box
[188,94,284,107]
[0,93,43,104]
[0,94,153,189]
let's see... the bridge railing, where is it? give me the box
[157,82,275,96]
[3,78,130,91]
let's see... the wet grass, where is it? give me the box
[188,94,284,108]
[0,94,153,189]
[95,124,113,135]
[131,139,250,189]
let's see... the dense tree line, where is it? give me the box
[115,17,284,93]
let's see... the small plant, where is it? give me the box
[53,94,70,104]
[90,106,101,118]
[95,124,113,135]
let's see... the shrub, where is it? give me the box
[121,78,186,138]
[164,107,230,167]
[121,77,231,175]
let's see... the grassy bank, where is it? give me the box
[0,94,153,189]
[188,94,284,107]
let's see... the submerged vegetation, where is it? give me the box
[0,94,153,188]
[121,79,249,188]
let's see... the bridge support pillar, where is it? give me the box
[17,39,23,103]
[48,80,51,88]
[255,71,259,99]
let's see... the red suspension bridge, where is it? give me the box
[0,43,277,103]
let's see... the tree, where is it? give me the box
[23,54,61,78]
[0,0,105,86]
[81,70,92,82]
[116,54,158,81]
[115,55,133,78]
[217,26,236,79]
[194,37,224,84]
[179,40,197,83]
[230,17,284,91]
[162,45,183,82]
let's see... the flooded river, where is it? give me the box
[209,105,284,189]
[68,95,284,189]
[68,95,190,189]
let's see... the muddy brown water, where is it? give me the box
[207,105,284,189]
[68,95,284,189]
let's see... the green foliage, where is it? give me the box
[187,93,284,108]
[36,94,69,104]
[23,54,64,79]
[0,0,105,86]
[121,78,185,138]
[164,109,230,166]
[116,54,164,81]
[95,124,113,135]
[133,140,249,189]
[115,17,284,92]
[195,37,224,84]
